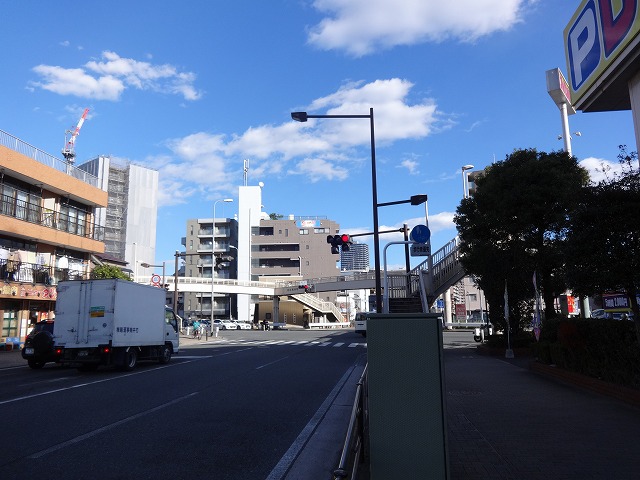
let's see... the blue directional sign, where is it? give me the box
[410,224,431,244]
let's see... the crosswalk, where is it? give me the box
[214,338,367,349]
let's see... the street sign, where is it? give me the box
[410,243,430,256]
[410,224,431,244]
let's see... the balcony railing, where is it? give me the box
[1,194,105,242]
[1,259,88,286]
[0,129,99,187]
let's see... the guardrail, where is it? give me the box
[333,365,368,480]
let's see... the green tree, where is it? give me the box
[455,148,589,330]
[269,213,284,220]
[565,145,640,343]
[91,264,132,280]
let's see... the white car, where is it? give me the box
[214,319,238,330]
[234,322,252,330]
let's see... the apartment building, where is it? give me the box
[252,216,341,282]
[251,215,342,326]
[0,130,108,346]
[182,216,239,323]
[340,241,369,272]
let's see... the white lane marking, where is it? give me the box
[256,355,290,370]
[29,392,199,459]
[0,357,209,406]
[333,343,345,348]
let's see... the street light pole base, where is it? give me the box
[505,349,514,359]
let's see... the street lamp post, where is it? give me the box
[140,262,166,287]
[291,108,382,312]
[212,198,233,323]
[461,164,474,199]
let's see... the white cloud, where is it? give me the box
[399,158,420,175]
[289,157,350,182]
[308,0,534,56]
[579,156,639,184]
[30,51,202,101]
[155,78,445,205]
[31,65,125,100]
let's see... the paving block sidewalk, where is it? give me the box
[444,348,640,480]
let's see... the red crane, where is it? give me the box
[62,108,89,163]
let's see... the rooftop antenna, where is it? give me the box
[243,159,249,186]
[62,108,89,164]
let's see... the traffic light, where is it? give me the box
[340,234,352,252]
[298,284,314,293]
[327,234,352,254]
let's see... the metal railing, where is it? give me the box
[0,194,105,242]
[0,129,100,187]
[1,259,88,285]
[334,365,369,480]
[291,292,344,322]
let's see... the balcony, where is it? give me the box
[1,259,88,286]
[1,194,104,242]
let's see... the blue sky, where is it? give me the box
[1,1,637,272]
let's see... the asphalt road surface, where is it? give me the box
[0,328,367,480]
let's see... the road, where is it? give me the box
[0,328,367,480]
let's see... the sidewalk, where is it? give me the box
[445,347,640,480]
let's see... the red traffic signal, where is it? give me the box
[327,233,352,253]
[340,234,352,252]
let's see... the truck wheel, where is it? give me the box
[28,359,46,369]
[122,349,138,371]
[159,345,172,364]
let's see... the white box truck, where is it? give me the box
[54,279,180,371]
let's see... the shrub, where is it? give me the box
[536,318,640,389]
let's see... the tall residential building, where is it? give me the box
[0,129,108,345]
[182,217,238,322]
[340,242,370,272]
[78,156,159,275]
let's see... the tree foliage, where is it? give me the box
[565,145,640,343]
[91,264,132,280]
[454,148,590,331]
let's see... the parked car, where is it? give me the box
[613,312,634,321]
[235,322,252,330]
[21,321,62,369]
[213,319,237,330]
[221,320,238,330]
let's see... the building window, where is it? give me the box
[2,308,18,338]
[299,229,309,235]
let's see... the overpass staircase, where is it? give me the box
[290,292,344,323]
[387,236,465,313]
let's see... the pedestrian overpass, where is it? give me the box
[139,236,465,324]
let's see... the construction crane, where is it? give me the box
[62,108,89,163]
